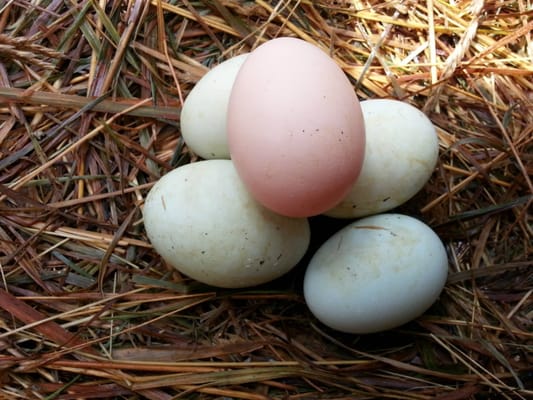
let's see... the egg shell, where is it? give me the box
[227,37,365,218]
[143,159,310,288]
[303,214,448,333]
[325,99,439,218]
[180,54,249,159]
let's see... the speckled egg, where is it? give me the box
[227,37,365,218]
[325,99,439,218]
[143,159,310,288]
[304,213,448,333]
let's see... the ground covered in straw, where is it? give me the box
[0,1,531,399]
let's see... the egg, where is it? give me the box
[325,99,439,218]
[227,37,365,218]
[180,54,249,159]
[143,159,310,288]
[303,214,448,333]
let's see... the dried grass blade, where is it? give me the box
[99,0,149,93]
[60,1,99,53]
[0,88,180,120]
[6,97,153,191]
[130,366,328,391]
[98,205,139,289]
[112,340,265,362]
[0,288,96,354]
[480,339,524,389]
[202,0,253,44]
[89,0,140,71]
[149,0,240,36]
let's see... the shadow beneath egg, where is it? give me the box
[262,214,354,294]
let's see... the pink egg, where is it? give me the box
[227,37,365,217]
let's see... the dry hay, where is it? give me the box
[0,1,532,399]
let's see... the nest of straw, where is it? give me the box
[0,1,531,399]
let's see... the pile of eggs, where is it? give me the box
[143,38,448,334]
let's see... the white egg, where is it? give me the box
[180,54,248,159]
[325,99,439,218]
[303,214,448,333]
[143,159,310,288]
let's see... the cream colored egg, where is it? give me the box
[143,159,310,288]
[325,99,439,218]
[303,214,448,333]
[180,54,248,159]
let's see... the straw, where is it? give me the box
[0,1,531,399]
